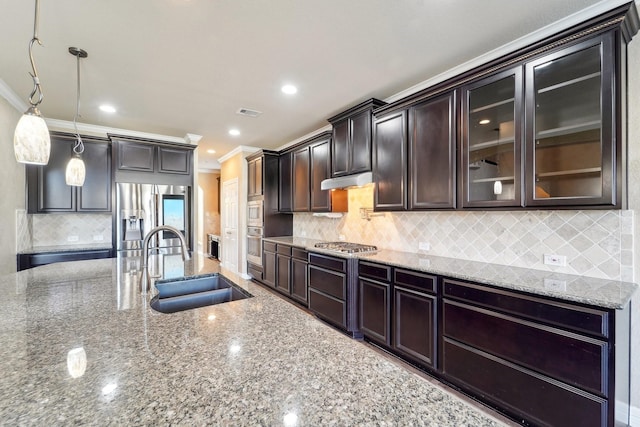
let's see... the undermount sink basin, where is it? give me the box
[150,274,252,313]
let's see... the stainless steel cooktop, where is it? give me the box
[314,242,378,254]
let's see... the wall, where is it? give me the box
[29,214,112,247]
[197,171,221,253]
[0,96,25,274]
[295,186,633,280]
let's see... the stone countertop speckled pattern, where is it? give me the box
[19,243,114,254]
[0,255,511,426]
[263,236,637,309]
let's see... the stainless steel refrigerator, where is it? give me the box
[116,182,191,256]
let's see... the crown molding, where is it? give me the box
[218,145,260,163]
[0,78,28,113]
[277,124,332,152]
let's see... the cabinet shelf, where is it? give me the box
[471,176,515,184]
[537,72,600,94]
[536,120,600,140]
[469,137,515,152]
[536,167,601,180]
[470,97,514,114]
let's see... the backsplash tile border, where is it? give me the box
[293,186,633,281]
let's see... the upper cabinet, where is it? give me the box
[280,132,347,213]
[461,67,523,208]
[408,91,457,209]
[111,135,194,186]
[26,132,112,213]
[525,34,617,207]
[328,99,386,177]
[247,155,263,198]
[373,110,407,211]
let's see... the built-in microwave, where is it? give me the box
[247,200,263,227]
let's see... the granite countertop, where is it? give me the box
[0,255,511,426]
[263,236,638,309]
[19,243,114,254]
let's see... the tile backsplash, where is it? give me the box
[29,214,112,248]
[293,185,634,281]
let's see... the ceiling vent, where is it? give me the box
[236,108,262,118]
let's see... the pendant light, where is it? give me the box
[14,0,51,165]
[65,47,88,187]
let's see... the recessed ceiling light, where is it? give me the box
[229,129,240,136]
[479,119,491,125]
[207,149,216,154]
[281,84,297,95]
[99,105,116,113]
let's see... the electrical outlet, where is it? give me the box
[300,231,307,237]
[544,278,567,292]
[543,254,566,267]
[418,242,430,251]
[93,235,104,241]
[338,234,346,241]
[67,235,79,242]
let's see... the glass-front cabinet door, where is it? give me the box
[525,33,616,206]
[462,67,523,207]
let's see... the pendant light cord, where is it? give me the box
[72,49,84,155]
[27,0,44,108]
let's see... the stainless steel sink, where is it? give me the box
[150,274,252,313]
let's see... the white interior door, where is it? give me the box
[222,178,239,273]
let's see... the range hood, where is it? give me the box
[321,171,373,190]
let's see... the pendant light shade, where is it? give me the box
[65,153,86,186]
[14,107,51,164]
[14,0,51,165]
[65,47,88,187]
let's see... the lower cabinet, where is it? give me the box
[441,278,617,427]
[259,241,308,306]
[17,248,113,271]
[358,261,437,369]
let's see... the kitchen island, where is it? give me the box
[0,254,511,426]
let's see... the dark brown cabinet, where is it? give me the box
[111,135,194,185]
[358,261,437,368]
[461,67,523,207]
[328,98,386,177]
[247,156,263,197]
[441,278,619,427]
[291,248,309,304]
[292,146,311,212]
[262,241,277,288]
[26,133,111,213]
[373,110,407,210]
[276,245,291,294]
[278,152,293,213]
[525,33,618,207]
[282,132,346,213]
[310,139,331,212]
[17,248,112,271]
[408,91,457,209]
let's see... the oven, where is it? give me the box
[247,200,263,227]
[247,226,263,265]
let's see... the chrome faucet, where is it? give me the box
[140,225,191,293]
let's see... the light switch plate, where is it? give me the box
[67,235,79,242]
[418,242,430,251]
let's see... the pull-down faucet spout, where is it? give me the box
[140,225,190,293]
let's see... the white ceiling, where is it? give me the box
[0,0,628,171]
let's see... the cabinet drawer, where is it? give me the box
[394,269,436,294]
[308,265,346,300]
[247,263,263,281]
[359,261,391,282]
[291,247,308,260]
[443,300,607,396]
[309,253,346,272]
[442,339,607,427]
[276,244,292,256]
[309,288,346,328]
[263,241,277,253]
[443,279,609,338]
